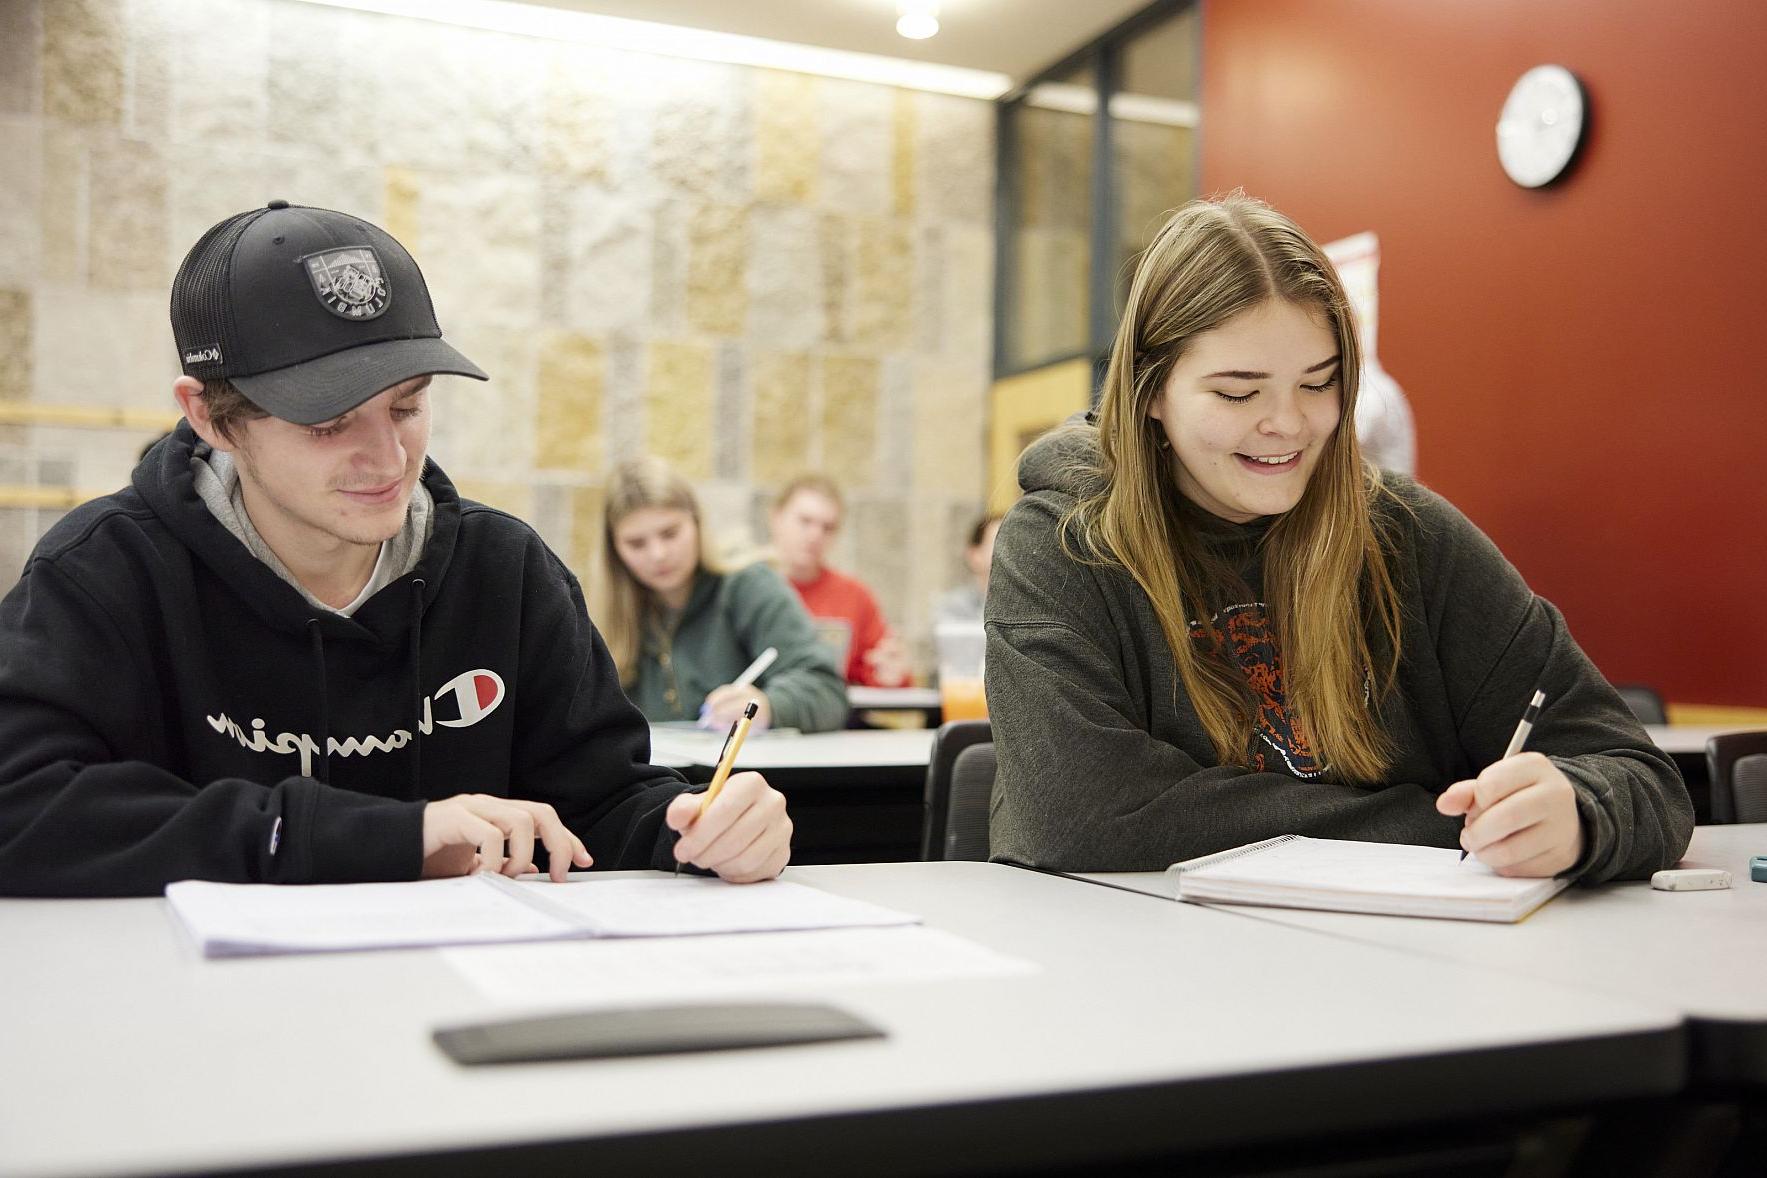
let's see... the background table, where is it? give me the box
[649,726,935,863]
[1078,823,1767,1085]
[0,861,1688,1178]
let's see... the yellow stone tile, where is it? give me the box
[536,331,603,474]
[384,167,422,256]
[450,479,535,520]
[686,202,748,336]
[0,291,30,401]
[751,350,812,486]
[892,88,916,218]
[644,340,715,480]
[851,217,913,351]
[43,0,123,126]
[820,355,878,488]
[88,138,169,290]
[755,70,817,204]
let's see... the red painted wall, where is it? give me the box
[1198,0,1767,706]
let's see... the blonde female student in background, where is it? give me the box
[602,457,848,734]
[986,193,1693,880]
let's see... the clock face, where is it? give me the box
[1496,65,1587,188]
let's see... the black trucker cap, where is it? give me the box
[170,200,487,425]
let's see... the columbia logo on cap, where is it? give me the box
[183,345,223,365]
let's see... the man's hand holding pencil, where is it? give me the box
[666,701,793,882]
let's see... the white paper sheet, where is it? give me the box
[444,925,1038,1009]
[505,875,921,937]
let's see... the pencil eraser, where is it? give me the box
[1650,868,1731,891]
[1750,856,1767,884]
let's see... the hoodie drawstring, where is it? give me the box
[409,578,427,800]
[305,618,331,785]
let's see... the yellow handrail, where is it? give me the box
[0,485,100,510]
[0,403,181,431]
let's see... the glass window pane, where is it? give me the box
[1005,60,1095,372]
[1112,5,1201,315]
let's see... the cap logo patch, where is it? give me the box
[182,344,223,366]
[302,246,390,321]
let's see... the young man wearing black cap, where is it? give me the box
[0,201,791,896]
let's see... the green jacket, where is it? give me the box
[626,563,848,734]
[985,420,1693,881]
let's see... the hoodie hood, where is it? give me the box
[134,422,460,645]
[1017,412,1107,501]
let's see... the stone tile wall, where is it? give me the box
[0,0,997,675]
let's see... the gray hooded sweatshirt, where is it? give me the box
[985,420,1692,881]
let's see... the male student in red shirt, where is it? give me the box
[769,475,913,687]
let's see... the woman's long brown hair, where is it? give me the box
[1063,193,1406,781]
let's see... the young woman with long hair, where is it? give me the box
[601,456,847,734]
[986,193,1692,880]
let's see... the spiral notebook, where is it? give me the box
[1164,835,1569,923]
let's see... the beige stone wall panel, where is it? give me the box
[0,291,32,400]
[685,201,749,336]
[648,198,689,332]
[747,203,823,350]
[87,135,168,290]
[31,286,166,408]
[167,0,268,148]
[561,186,653,334]
[540,46,610,182]
[851,216,912,352]
[644,339,715,480]
[915,92,994,225]
[425,326,537,480]
[535,331,603,475]
[39,126,85,284]
[754,70,817,205]
[415,173,543,333]
[0,119,43,288]
[939,223,995,370]
[911,359,985,497]
[816,78,891,216]
[0,0,41,117]
[750,350,813,486]
[817,212,854,345]
[121,0,173,144]
[43,0,123,127]
[265,2,386,165]
[820,355,878,488]
[652,59,752,204]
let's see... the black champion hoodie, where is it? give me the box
[0,423,690,896]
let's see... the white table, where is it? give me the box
[847,685,943,712]
[1077,824,1767,1084]
[648,726,936,775]
[0,862,1686,1178]
[1644,724,1761,756]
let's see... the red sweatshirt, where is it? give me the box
[788,567,909,687]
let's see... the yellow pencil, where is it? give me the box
[699,700,759,816]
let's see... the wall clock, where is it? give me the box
[1496,64,1588,188]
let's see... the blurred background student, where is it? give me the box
[769,474,914,688]
[602,457,847,733]
[935,514,1002,626]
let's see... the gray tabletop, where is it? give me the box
[1078,823,1767,1082]
[0,861,1686,1178]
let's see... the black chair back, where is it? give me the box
[1614,684,1668,726]
[1705,731,1767,825]
[922,720,993,861]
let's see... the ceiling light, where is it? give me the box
[896,2,940,40]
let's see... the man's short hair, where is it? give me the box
[775,473,845,515]
[201,377,271,443]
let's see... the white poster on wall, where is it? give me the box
[1323,232,1415,475]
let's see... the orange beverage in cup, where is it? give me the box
[935,622,988,722]
[939,675,989,722]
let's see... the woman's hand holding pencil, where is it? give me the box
[1436,689,1584,878]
